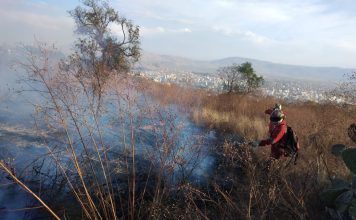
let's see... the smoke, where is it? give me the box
[0,44,64,126]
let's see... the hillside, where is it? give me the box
[136,51,354,82]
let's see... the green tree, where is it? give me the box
[218,62,264,94]
[65,0,140,97]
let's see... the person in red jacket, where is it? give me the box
[252,104,289,159]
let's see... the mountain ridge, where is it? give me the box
[136,51,354,82]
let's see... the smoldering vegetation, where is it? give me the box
[0,44,220,220]
[0,0,355,217]
[0,45,355,220]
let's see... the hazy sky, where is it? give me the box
[1,0,356,68]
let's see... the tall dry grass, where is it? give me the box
[141,81,356,219]
[3,43,355,219]
[1,44,215,219]
[192,93,354,150]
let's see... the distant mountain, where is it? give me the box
[135,52,218,74]
[136,52,354,83]
[1,45,352,83]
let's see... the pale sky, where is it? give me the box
[1,0,356,68]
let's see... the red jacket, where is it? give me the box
[259,108,288,159]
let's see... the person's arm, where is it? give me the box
[259,124,287,146]
[259,137,272,146]
[264,108,274,115]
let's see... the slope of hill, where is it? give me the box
[136,52,354,82]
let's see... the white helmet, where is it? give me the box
[274,103,282,111]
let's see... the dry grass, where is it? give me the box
[192,107,267,140]
[7,44,217,219]
[4,44,355,219]
[0,160,61,220]
[141,80,355,177]
[143,81,356,219]
[138,78,209,111]
[192,92,355,147]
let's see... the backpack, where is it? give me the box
[284,126,300,164]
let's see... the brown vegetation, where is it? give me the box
[144,80,356,219]
[3,45,355,218]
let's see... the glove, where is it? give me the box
[250,140,260,148]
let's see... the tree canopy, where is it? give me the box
[218,62,264,94]
[65,0,140,96]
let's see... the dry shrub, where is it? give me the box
[285,102,354,179]
[10,31,356,220]
[208,141,328,220]
[11,44,216,219]
[194,93,355,219]
[142,80,354,177]
[142,82,356,219]
[194,93,354,160]
[9,58,353,220]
